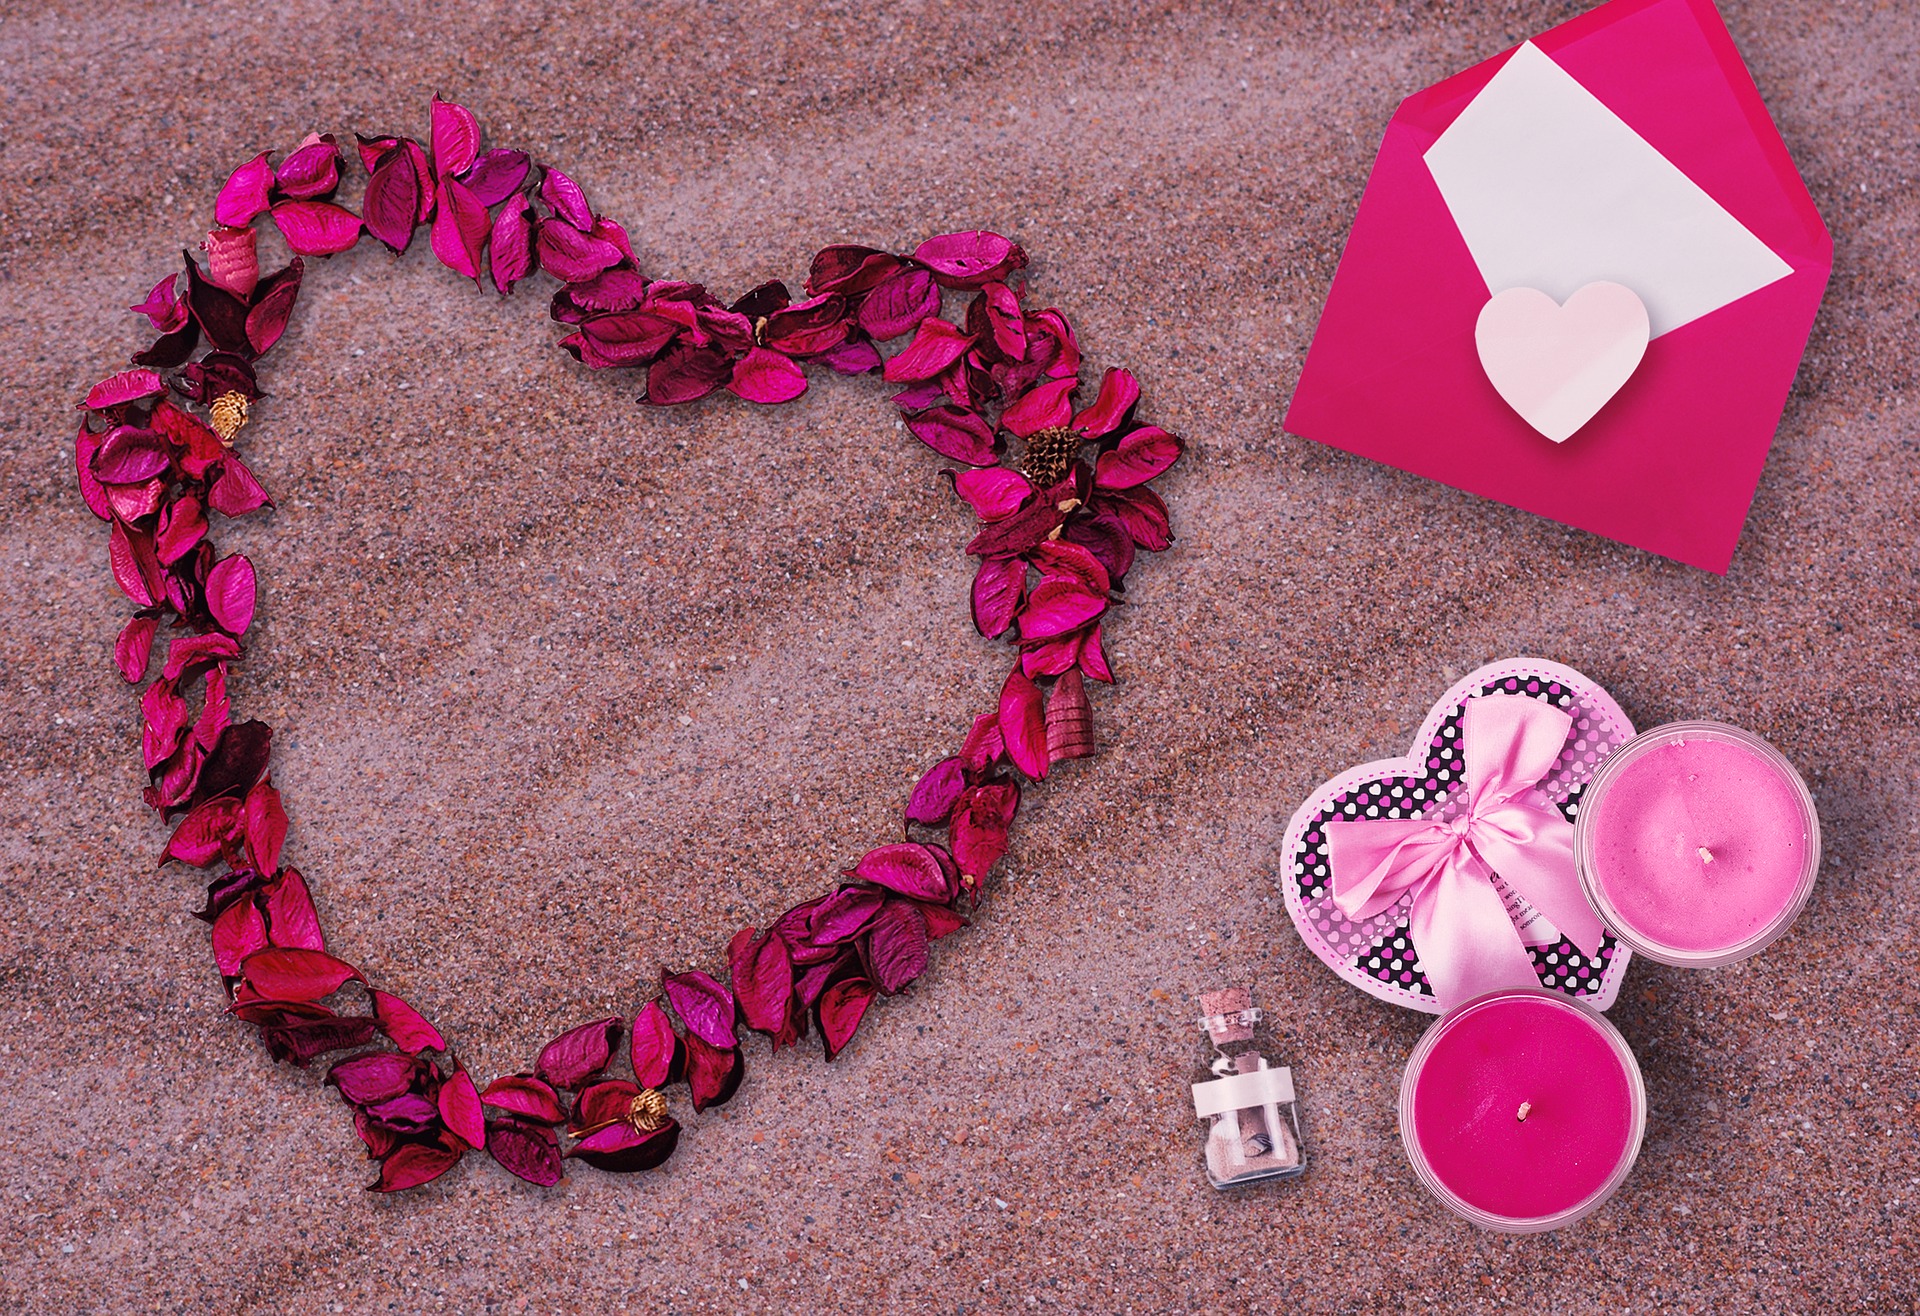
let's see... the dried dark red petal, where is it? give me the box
[487,1118,563,1187]
[661,968,737,1050]
[363,147,426,254]
[192,719,272,804]
[645,340,733,406]
[728,927,794,1041]
[851,843,955,903]
[805,245,900,297]
[997,668,1049,780]
[263,1014,379,1066]
[465,149,532,206]
[684,1032,743,1111]
[438,1071,487,1149]
[858,267,940,340]
[327,1051,418,1106]
[371,1138,463,1192]
[865,900,930,994]
[371,990,447,1054]
[906,406,998,466]
[262,866,325,951]
[241,947,362,1001]
[913,230,1027,289]
[817,978,877,1061]
[535,1016,622,1091]
[569,1118,680,1172]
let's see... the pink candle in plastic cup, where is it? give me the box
[1400,988,1645,1231]
[1576,722,1820,966]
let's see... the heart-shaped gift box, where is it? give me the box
[1281,658,1636,1014]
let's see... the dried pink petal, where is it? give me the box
[209,454,273,516]
[363,147,426,253]
[920,902,969,939]
[819,337,883,374]
[905,756,967,827]
[630,1001,685,1089]
[536,1017,622,1091]
[367,991,445,1056]
[865,900,929,994]
[817,978,876,1061]
[74,424,111,520]
[271,201,363,257]
[201,225,260,298]
[805,245,900,297]
[438,1071,487,1149]
[1000,377,1077,437]
[241,947,363,1001]
[1093,486,1173,550]
[161,632,240,682]
[684,1032,742,1111]
[327,1052,419,1106]
[997,668,1050,779]
[465,148,532,206]
[489,193,534,296]
[116,612,161,684]
[108,522,161,606]
[93,426,171,485]
[242,777,286,874]
[906,406,998,466]
[212,896,268,976]
[274,135,342,199]
[728,347,808,404]
[215,152,275,227]
[1029,540,1110,593]
[534,218,622,282]
[570,1117,680,1172]
[948,467,1033,522]
[246,258,305,356]
[430,178,489,282]
[1072,368,1140,437]
[479,1075,567,1124]
[263,866,324,951]
[913,230,1027,289]
[852,843,955,903]
[951,782,1019,883]
[539,167,594,231]
[371,1139,462,1192]
[728,927,794,1040]
[364,1091,439,1133]
[960,711,1005,775]
[205,554,256,636]
[761,293,850,356]
[661,968,737,1050]
[141,678,188,768]
[191,664,231,756]
[858,267,940,340]
[429,96,481,179]
[882,318,972,382]
[1093,425,1183,489]
[798,887,885,952]
[1018,578,1107,641]
[645,341,732,405]
[131,274,189,333]
[981,281,1027,358]
[971,556,1025,638]
[488,1118,563,1186]
[82,368,166,412]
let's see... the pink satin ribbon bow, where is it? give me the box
[1326,694,1605,1011]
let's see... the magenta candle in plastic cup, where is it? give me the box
[1399,988,1645,1232]
[1575,721,1820,966]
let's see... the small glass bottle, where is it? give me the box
[1191,987,1306,1189]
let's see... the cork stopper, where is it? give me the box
[1198,986,1257,1045]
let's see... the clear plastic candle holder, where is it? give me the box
[1574,720,1821,968]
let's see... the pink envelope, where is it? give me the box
[1284,0,1831,574]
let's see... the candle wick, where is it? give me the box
[1698,846,1715,864]
[1516,1101,1532,1122]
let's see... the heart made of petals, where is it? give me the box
[79,98,1187,1194]
[1474,281,1650,442]
[1278,658,1636,1014]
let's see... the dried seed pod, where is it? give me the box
[1045,667,1096,763]
[1020,424,1084,490]
[209,391,250,445]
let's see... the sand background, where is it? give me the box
[1,0,1915,1311]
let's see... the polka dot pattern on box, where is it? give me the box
[1278,659,1636,1014]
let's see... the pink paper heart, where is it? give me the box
[1475,282,1650,443]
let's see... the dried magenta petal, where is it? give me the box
[534,219,622,282]
[430,178,490,282]
[851,843,955,903]
[645,341,732,406]
[479,1075,568,1124]
[904,756,967,827]
[865,901,930,994]
[489,193,534,296]
[913,230,1027,289]
[82,368,166,412]
[215,152,275,227]
[727,347,808,404]
[971,556,1025,639]
[661,969,737,1050]
[882,318,972,383]
[363,147,426,254]
[1092,485,1173,551]
[727,927,794,1040]
[205,554,257,636]
[92,425,171,484]
[539,166,593,231]
[327,1051,418,1106]
[364,1091,439,1133]
[241,947,363,1001]
[131,274,189,333]
[465,148,531,206]
[570,1118,680,1173]
[998,668,1050,779]
[209,454,273,517]
[115,612,161,685]
[817,978,876,1061]
[211,897,268,976]
[241,777,287,875]
[684,1032,742,1111]
[274,134,342,199]
[488,1118,564,1186]
[246,258,305,356]
[271,201,364,257]
[1000,377,1077,437]
[429,96,481,179]
[799,887,885,951]
[947,467,1033,522]
[857,267,940,340]
[370,1139,462,1193]
[629,1000,685,1089]
[1093,425,1183,489]
[262,867,324,951]
[1018,578,1106,641]
[951,782,1018,882]
[438,1071,487,1149]
[535,1017,622,1091]
[1072,367,1141,438]
[371,990,447,1055]
[153,495,206,567]
[905,406,998,466]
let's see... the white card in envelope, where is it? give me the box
[1423,42,1792,337]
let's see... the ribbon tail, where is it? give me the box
[1408,854,1543,1012]
[1475,809,1607,957]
